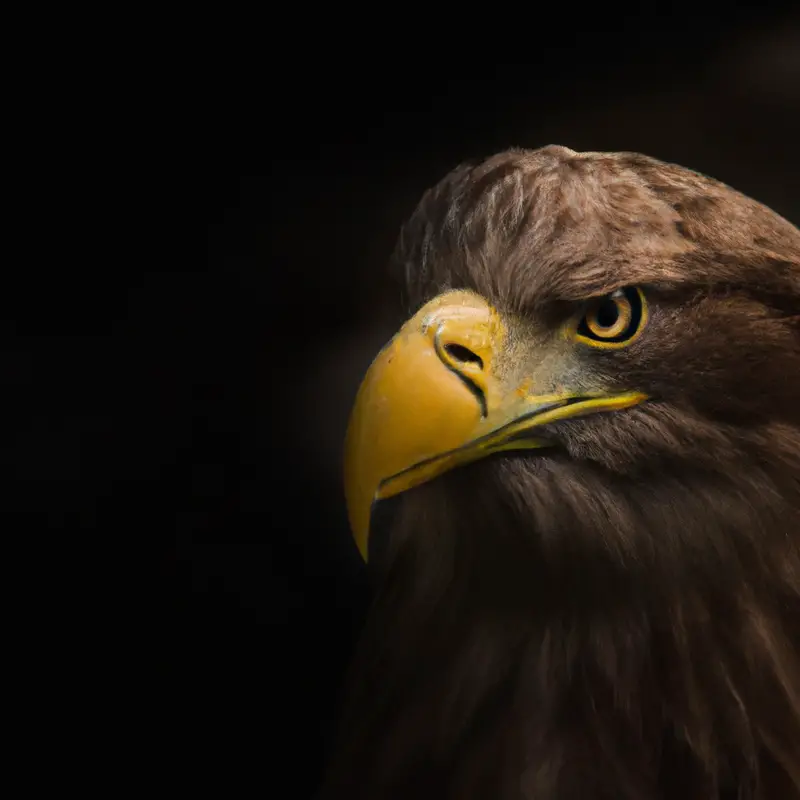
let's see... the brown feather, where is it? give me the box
[322,146,800,799]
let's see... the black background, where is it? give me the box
[39,13,800,797]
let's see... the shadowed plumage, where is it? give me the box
[323,146,800,799]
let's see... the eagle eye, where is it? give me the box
[575,287,647,348]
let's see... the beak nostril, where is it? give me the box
[444,343,484,370]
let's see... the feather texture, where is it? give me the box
[323,147,800,799]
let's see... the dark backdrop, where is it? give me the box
[97,13,800,797]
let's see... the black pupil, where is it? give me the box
[595,298,620,328]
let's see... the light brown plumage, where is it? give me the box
[323,146,800,799]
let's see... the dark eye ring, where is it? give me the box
[575,287,647,348]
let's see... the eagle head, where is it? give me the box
[331,146,800,799]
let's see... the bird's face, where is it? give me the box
[345,286,650,560]
[344,148,800,578]
[346,281,798,567]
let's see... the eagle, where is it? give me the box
[322,146,800,799]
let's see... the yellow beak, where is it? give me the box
[344,290,646,560]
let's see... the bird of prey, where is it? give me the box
[324,146,800,799]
